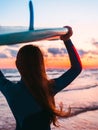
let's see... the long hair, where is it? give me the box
[16,44,71,126]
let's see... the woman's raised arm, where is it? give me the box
[53,26,82,95]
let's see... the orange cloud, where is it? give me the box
[81,55,98,69]
[45,56,70,69]
[0,58,16,69]
[0,52,98,69]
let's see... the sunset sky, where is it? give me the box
[0,0,98,69]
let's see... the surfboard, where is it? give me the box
[0,0,68,46]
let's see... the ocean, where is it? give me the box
[0,68,98,130]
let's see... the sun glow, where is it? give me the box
[0,54,98,69]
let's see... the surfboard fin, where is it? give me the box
[29,0,34,30]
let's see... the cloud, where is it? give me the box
[0,47,18,58]
[0,53,8,58]
[78,49,87,56]
[48,47,67,56]
[9,49,17,57]
[88,50,98,55]
[47,47,98,57]
[78,49,98,57]
[91,39,98,48]
[61,48,67,53]
[93,42,98,48]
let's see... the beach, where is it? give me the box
[0,68,98,130]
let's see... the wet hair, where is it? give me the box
[16,44,70,126]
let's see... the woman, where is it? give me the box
[0,26,82,130]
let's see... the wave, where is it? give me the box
[70,104,98,117]
[63,84,98,92]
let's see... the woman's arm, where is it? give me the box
[0,70,7,91]
[0,70,6,83]
[53,26,82,95]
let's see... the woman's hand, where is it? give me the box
[60,26,73,42]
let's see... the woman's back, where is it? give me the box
[21,110,50,130]
[0,77,51,130]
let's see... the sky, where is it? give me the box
[0,0,98,69]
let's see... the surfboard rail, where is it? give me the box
[0,27,68,45]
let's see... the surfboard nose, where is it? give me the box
[29,0,34,30]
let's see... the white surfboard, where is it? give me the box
[0,1,68,46]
